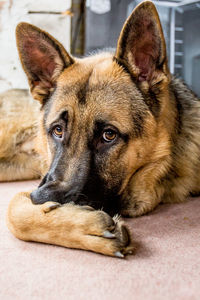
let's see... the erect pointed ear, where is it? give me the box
[16,22,74,103]
[115,1,169,87]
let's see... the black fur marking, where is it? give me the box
[77,80,89,105]
[145,90,160,118]
[80,153,122,216]
[131,112,145,137]
[169,77,198,137]
[62,74,92,105]
[174,93,183,136]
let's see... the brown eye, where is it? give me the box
[102,130,117,142]
[53,126,63,138]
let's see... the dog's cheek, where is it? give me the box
[114,140,144,195]
[34,122,52,174]
[97,154,127,193]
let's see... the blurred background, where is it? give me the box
[0,0,200,96]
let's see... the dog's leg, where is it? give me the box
[120,160,169,217]
[121,189,162,217]
[7,192,133,257]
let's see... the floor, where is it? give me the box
[0,181,200,300]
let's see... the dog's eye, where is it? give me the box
[52,126,63,138]
[102,130,117,142]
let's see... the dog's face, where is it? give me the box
[34,56,153,213]
[16,1,170,214]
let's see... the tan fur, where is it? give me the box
[3,1,200,257]
[7,192,132,257]
[0,89,40,180]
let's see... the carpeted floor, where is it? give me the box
[0,181,200,300]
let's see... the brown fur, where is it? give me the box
[0,89,40,181]
[3,1,200,257]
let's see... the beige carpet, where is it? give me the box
[0,181,200,300]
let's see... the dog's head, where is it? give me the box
[16,1,171,214]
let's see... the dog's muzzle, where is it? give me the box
[30,174,88,206]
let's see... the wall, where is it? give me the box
[183,9,200,95]
[85,0,170,57]
[0,0,71,93]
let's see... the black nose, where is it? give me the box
[30,185,89,205]
[31,171,68,204]
[30,174,85,205]
[30,183,67,205]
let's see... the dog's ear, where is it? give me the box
[16,22,74,103]
[115,1,169,87]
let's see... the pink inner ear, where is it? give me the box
[135,50,155,82]
[130,18,160,82]
[23,36,57,81]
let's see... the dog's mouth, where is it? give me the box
[30,178,121,216]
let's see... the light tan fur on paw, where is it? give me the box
[7,192,133,258]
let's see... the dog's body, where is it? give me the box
[3,1,200,257]
[0,89,40,181]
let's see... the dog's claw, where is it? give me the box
[81,205,95,211]
[114,251,124,258]
[103,230,115,239]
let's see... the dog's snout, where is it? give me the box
[30,186,57,205]
[30,189,44,204]
[30,180,64,205]
[30,179,81,205]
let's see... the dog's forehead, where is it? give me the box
[45,53,144,129]
[59,54,130,88]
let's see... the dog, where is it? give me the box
[3,0,200,257]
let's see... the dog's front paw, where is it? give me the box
[78,209,134,257]
[28,201,134,257]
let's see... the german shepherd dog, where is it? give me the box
[3,1,200,257]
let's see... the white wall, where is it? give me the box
[0,0,71,92]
